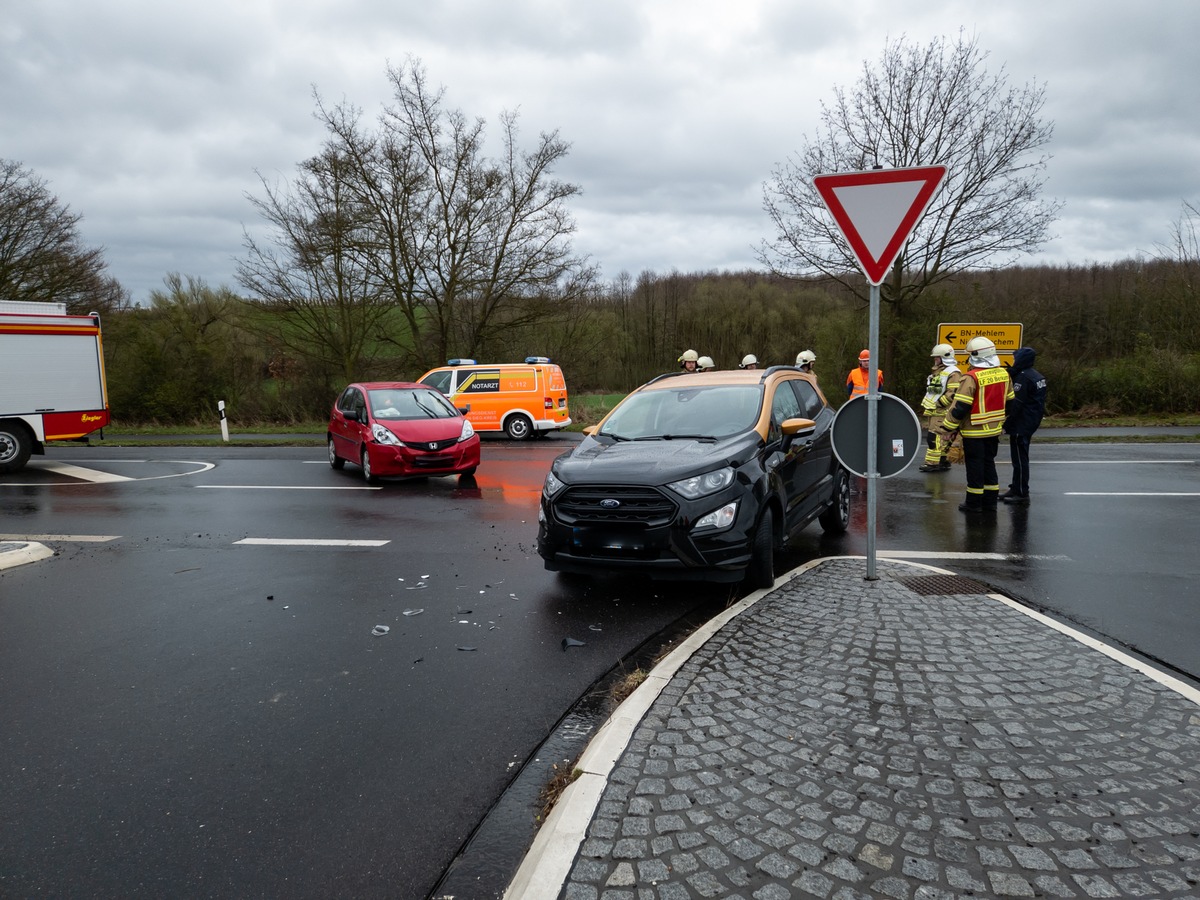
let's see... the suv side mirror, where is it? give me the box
[781,417,816,440]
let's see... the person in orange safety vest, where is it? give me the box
[845,349,883,397]
[937,336,1015,514]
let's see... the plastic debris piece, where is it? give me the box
[562,637,586,651]
[371,625,390,636]
[589,624,602,632]
[402,608,424,617]
[457,646,477,652]
[267,595,274,600]
[406,582,428,590]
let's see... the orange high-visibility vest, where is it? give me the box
[846,367,883,397]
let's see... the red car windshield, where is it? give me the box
[368,388,459,420]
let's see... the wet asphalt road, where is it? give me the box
[1,434,1198,898]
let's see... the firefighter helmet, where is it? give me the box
[796,350,816,366]
[931,343,954,357]
[965,337,996,357]
[678,349,698,363]
[739,354,758,369]
[697,356,714,371]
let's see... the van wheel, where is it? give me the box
[819,468,850,534]
[746,508,775,590]
[505,414,533,440]
[328,438,345,470]
[0,422,34,474]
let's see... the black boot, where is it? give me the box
[958,495,984,513]
[982,491,999,511]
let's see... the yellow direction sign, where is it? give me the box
[937,322,1023,367]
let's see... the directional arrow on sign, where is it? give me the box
[813,166,947,285]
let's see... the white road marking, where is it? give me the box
[197,485,380,491]
[879,550,1072,561]
[0,534,120,542]
[1066,492,1200,496]
[1037,459,1195,464]
[234,538,390,547]
[39,462,133,482]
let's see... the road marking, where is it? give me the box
[879,551,1072,561]
[1037,459,1195,464]
[38,462,134,483]
[1065,492,1200,496]
[197,485,380,491]
[0,533,120,542]
[234,538,390,547]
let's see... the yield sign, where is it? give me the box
[813,166,946,285]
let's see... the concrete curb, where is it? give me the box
[0,541,54,570]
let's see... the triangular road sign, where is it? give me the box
[813,166,947,285]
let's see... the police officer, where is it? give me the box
[937,337,1015,513]
[918,343,962,472]
[1002,347,1047,504]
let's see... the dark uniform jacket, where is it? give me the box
[1005,347,1047,436]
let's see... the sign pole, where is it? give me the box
[866,283,880,580]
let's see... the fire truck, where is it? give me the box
[0,300,110,474]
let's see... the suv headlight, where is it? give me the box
[543,469,565,496]
[667,466,734,500]
[372,423,404,446]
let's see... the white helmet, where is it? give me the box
[965,336,996,357]
[678,349,698,363]
[931,343,954,357]
[697,355,715,370]
[739,354,758,369]
[795,350,816,366]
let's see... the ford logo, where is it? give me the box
[599,498,620,509]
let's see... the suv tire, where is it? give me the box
[819,467,851,534]
[746,508,775,589]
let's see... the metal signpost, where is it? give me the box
[813,165,947,578]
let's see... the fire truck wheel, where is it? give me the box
[0,422,34,473]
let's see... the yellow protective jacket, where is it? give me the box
[941,366,1014,438]
[921,365,963,416]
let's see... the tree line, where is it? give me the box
[4,36,1198,423]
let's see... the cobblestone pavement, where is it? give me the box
[553,559,1200,899]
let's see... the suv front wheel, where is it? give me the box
[819,467,851,534]
[746,508,775,590]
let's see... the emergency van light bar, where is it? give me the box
[447,358,476,366]
[525,356,551,364]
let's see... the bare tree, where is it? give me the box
[759,33,1062,335]
[0,159,128,313]
[238,146,394,382]
[242,57,597,376]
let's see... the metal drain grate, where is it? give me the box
[896,575,992,596]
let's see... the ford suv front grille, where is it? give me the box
[556,485,676,527]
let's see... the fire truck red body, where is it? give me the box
[0,302,110,473]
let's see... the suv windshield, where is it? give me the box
[600,384,763,440]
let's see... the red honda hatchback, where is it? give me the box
[327,382,481,481]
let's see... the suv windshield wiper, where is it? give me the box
[637,433,715,441]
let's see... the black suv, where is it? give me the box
[536,367,850,588]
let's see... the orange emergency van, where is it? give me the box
[416,357,571,440]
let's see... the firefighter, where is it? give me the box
[739,354,758,370]
[846,349,883,397]
[697,355,715,372]
[678,349,699,373]
[937,336,1015,513]
[795,350,816,375]
[918,343,963,472]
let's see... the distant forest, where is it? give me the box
[98,255,1200,424]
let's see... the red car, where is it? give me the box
[327,382,481,481]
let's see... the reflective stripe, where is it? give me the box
[960,368,1013,438]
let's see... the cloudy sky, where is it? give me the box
[4,1,1199,304]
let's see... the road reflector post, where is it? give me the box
[218,400,229,442]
